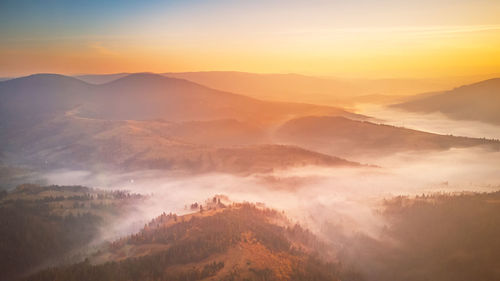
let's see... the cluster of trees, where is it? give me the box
[6,184,143,202]
[186,197,227,213]
[0,184,144,280]
[339,191,500,281]
[220,257,351,281]
[148,212,178,226]
[11,184,92,195]
[0,201,102,280]
[27,260,225,281]
[0,189,7,199]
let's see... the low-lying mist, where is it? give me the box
[357,104,500,139]
[41,145,500,243]
[16,104,500,281]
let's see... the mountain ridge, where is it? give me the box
[1,72,360,124]
[392,78,500,125]
[275,115,500,158]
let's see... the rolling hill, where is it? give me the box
[0,73,365,175]
[392,78,500,125]
[26,200,357,281]
[275,116,500,158]
[0,74,93,132]
[5,116,359,174]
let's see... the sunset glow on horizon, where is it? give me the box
[2,2,500,280]
[1,0,499,78]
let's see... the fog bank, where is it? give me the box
[357,104,500,139]
[41,145,500,243]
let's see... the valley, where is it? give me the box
[0,72,499,281]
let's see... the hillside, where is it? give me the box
[0,185,144,280]
[0,74,93,132]
[26,201,359,281]
[0,72,367,175]
[338,192,500,281]
[275,116,500,157]
[392,78,500,125]
[5,116,359,174]
[156,119,268,146]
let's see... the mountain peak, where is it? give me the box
[3,73,91,86]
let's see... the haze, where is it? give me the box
[1,1,500,281]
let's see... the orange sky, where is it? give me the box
[1,1,499,78]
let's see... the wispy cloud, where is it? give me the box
[88,41,118,56]
[278,24,500,37]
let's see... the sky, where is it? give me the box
[0,0,499,78]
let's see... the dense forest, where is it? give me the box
[0,184,143,280]
[338,191,500,281]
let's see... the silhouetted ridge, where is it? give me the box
[452,77,500,91]
[103,72,208,90]
[0,73,92,89]
[392,77,500,124]
[276,115,500,157]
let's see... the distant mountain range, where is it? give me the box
[0,73,361,178]
[72,71,500,106]
[75,71,368,105]
[392,78,500,125]
[0,73,358,128]
[1,72,498,180]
